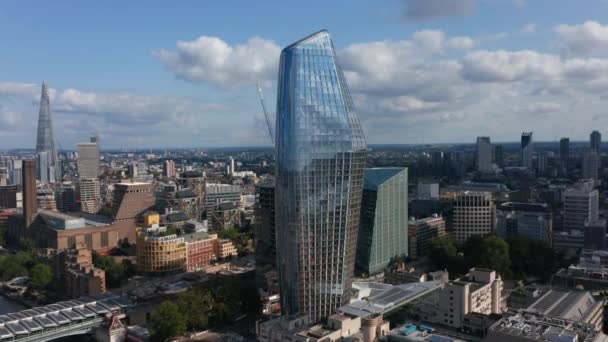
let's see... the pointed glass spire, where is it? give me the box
[35,81,59,182]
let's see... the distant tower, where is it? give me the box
[560,137,570,176]
[22,160,37,227]
[476,137,492,172]
[35,82,59,183]
[591,131,602,153]
[521,132,534,169]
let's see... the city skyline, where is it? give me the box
[2,1,608,148]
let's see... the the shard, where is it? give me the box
[36,82,59,183]
[275,30,367,322]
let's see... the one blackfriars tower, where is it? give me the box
[275,30,367,323]
[35,82,59,183]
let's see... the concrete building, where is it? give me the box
[553,230,585,251]
[37,189,57,211]
[591,130,602,153]
[136,224,187,276]
[213,238,238,259]
[77,138,100,179]
[496,202,552,244]
[476,136,493,173]
[415,269,503,330]
[583,150,600,180]
[584,219,607,250]
[563,183,599,231]
[204,183,241,214]
[408,215,446,260]
[521,132,534,169]
[452,191,495,245]
[8,159,22,186]
[184,232,216,272]
[41,243,106,299]
[416,182,439,200]
[76,178,101,214]
[162,160,176,178]
[356,168,408,276]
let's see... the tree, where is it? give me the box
[0,261,28,281]
[177,289,214,331]
[30,264,53,290]
[149,301,186,342]
[464,235,511,277]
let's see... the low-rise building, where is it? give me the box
[40,243,106,298]
[408,215,446,259]
[136,225,187,276]
[184,232,216,272]
[496,202,552,245]
[213,238,238,259]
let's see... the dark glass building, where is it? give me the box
[275,30,367,322]
[355,168,408,276]
[560,137,570,176]
[521,132,534,169]
[591,130,601,152]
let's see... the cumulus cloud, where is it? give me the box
[154,36,280,87]
[556,21,608,56]
[401,0,476,21]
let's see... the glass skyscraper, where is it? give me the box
[275,30,367,322]
[355,168,408,276]
[521,132,533,169]
[36,82,59,183]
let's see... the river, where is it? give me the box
[0,295,26,314]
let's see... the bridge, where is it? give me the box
[0,295,131,342]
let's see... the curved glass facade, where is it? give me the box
[275,30,367,322]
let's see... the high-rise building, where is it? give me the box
[56,185,76,212]
[162,160,176,178]
[8,159,22,186]
[521,132,534,169]
[77,136,100,179]
[591,130,601,153]
[582,150,600,180]
[560,137,570,176]
[563,183,599,231]
[494,145,504,168]
[35,82,59,183]
[355,168,408,276]
[275,30,367,322]
[204,183,241,214]
[22,160,37,227]
[254,182,276,289]
[538,151,550,175]
[453,191,495,245]
[76,178,101,214]
[476,137,493,172]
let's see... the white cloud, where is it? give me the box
[556,21,608,56]
[154,36,280,87]
[521,23,537,34]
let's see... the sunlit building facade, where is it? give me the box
[275,30,367,322]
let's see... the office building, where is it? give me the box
[537,151,550,175]
[553,230,585,250]
[563,183,599,230]
[417,268,503,329]
[275,30,367,322]
[494,145,504,168]
[37,189,57,211]
[452,191,495,245]
[55,185,76,212]
[162,160,176,178]
[136,225,187,276]
[583,150,600,180]
[254,182,276,289]
[22,160,37,227]
[204,183,241,214]
[77,137,100,179]
[185,232,217,272]
[41,243,106,299]
[355,168,408,276]
[8,159,22,186]
[76,178,101,214]
[0,185,19,209]
[521,132,533,169]
[496,202,553,244]
[591,130,602,152]
[35,82,59,183]
[584,219,607,250]
[408,215,446,260]
[476,137,492,172]
[417,182,439,200]
[560,137,570,176]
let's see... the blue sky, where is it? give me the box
[2,0,608,148]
